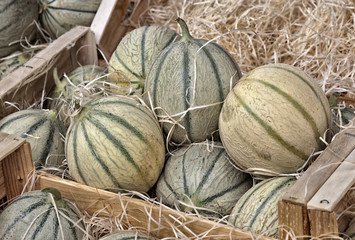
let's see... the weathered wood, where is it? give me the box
[282,127,355,205]
[0,132,34,200]
[307,148,355,212]
[91,0,131,59]
[0,26,98,118]
[278,200,309,239]
[35,172,276,240]
[308,210,339,238]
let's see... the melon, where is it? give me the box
[50,65,107,126]
[0,188,84,240]
[100,230,155,240]
[0,109,66,168]
[39,0,102,38]
[0,49,37,80]
[108,25,179,95]
[155,142,252,217]
[219,63,331,174]
[228,176,296,238]
[144,18,242,145]
[0,0,39,57]
[65,96,166,192]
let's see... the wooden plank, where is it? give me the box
[91,0,131,59]
[308,210,339,238]
[35,172,276,240]
[282,127,355,205]
[0,162,4,199]
[0,132,26,161]
[278,200,309,239]
[2,142,34,200]
[0,132,26,199]
[0,26,98,118]
[307,148,355,212]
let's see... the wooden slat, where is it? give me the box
[278,200,309,239]
[2,142,34,200]
[307,148,355,212]
[0,26,98,118]
[0,132,26,161]
[282,127,355,205]
[308,210,339,238]
[0,132,26,199]
[35,173,276,240]
[91,0,131,59]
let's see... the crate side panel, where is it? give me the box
[282,127,355,205]
[2,142,34,200]
[35,173,276,240]
[0,26,98,118]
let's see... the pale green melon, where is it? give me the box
[156,142,252,217]
[144,18,242,144]
[229,177,296,238]
[66,96,166,192]
[0,109,66,168]
[219,63,331,174]
[0,188,84,240]
[0,0,39,57]
[39,0,102,38]
[108,25,179,95]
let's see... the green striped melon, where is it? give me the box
[155,142,252,216]
[0,188,84,240]
[50,65,107,126]
[0,49,37,80]
[108,25,179,95]
[65,96,166,192]
[228,176,296,238]
[39,0,102,38]
[99,230,156,240]
[0,109,66,168]
[219,63,331,174]
[0,0,39,57]
[144,18,242,144]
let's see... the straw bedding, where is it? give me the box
[1,0,355,239]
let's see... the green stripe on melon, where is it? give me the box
[65,96,166,192]
[108,25,179,95]
[0,0,38,57]
[39,0,101,38]
[0,188,84,240]
[219,63,331,174]
[229,176,296,238]
[144,18,242,144]
[0,109,66,168]
[155,142,252,216]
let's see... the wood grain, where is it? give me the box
[35,172,276,240]
[282,127,355,205]
[91,0,131,59]
[0,26,98,118]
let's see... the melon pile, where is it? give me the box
[0,1,352,239]
[0,1,103,81]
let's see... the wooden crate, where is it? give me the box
[1,3,354,239]
[279,123,355,239]
[0,26,98,119]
